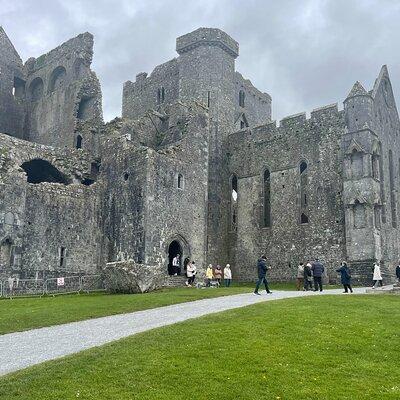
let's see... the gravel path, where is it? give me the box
[0,287,366,376]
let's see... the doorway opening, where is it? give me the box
[168,240,182,275]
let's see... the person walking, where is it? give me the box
[296,262,305,291]
[312,258,325,292]
[254,255,272,295]
[224,264,232,287]
[205,264,214,287]
[336,261,353,293]
[372,261,383,288]
[186,261,196,287]
[304,261,313,291]
[214,265,223,285]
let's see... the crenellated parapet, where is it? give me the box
[176,27,239,58]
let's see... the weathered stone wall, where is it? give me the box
[99,137,149,265]
[229,105,346,282]
[0,133,101,279]
[122,59,179,120]
[144,104,209,275]
[343,67,400,283]
[23,32,102,149]
[234,72,271,129]
[0,27,25,139]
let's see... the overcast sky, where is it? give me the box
[2,0,400,121]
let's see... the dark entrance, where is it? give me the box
[168,240,182,275]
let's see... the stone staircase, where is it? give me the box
[163,275,187,288]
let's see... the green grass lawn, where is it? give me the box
[0,295,398,399]
[0,282,311,335]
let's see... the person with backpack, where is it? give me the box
[336,261,353,293]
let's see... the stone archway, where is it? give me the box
[166,235,190,276]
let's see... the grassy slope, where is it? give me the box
[0,283,308,335]
[1,295,399,399]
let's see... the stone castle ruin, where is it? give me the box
[1,26,399,285]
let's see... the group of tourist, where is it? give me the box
[294,259,331,293]
[175,252,400,291]
[206,264,232,287]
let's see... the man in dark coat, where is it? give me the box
[336,261,353,293]
[254,255,272,295]
[396,263,400,284]
[312,258,325,292]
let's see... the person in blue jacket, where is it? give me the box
[254,255,272,295]
[336,261,353,293]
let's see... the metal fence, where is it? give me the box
[0,275,105,298]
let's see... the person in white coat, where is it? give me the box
[186,261,196,287]
[224,264,232,287]
[372,261,383,288]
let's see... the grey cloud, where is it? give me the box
[2,0,400,121]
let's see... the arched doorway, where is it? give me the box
[168,240,182,275]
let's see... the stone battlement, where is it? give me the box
[176,27,239,58]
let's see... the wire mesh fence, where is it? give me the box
[0,275,105,298]
[2,278,45,298]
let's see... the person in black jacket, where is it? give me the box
[254,255,272,295]
[336,261,353,293]
[396,264,400,283]
[312,258,325,292]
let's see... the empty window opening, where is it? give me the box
[21,159,71,185]
[350,149,363,179]
[372,153,380,180]
[303,193,307,205]
[177,174,184,189]
[239,90,245,107]
[300,161,308,174]
[207,91,211,108]
[91,161,100,178]
[231,175,238,202]
[29,77,44,101]
[0,238,13,268]
[13,76,25,99]
[82,178,95,186]
[59,247,66,268]
[73,58,86,79]
[77,97,94,120]
[300,213,309,224]
[157,87,165,104]
[263,169,271,227]
[353,200,366,228]
[231,175,238,231]
[374,205,381,229]
[76,135,83,149]
[124,172,129,181]
[49,66,66,93]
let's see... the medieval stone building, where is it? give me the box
[0,26,398,284]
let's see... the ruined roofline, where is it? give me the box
[176,27,239,58]
[0,26,23,66]
[24,32,94,73]
[235,71,271,102]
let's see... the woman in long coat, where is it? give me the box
[372,262,383,288]
[336,261,353,293]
